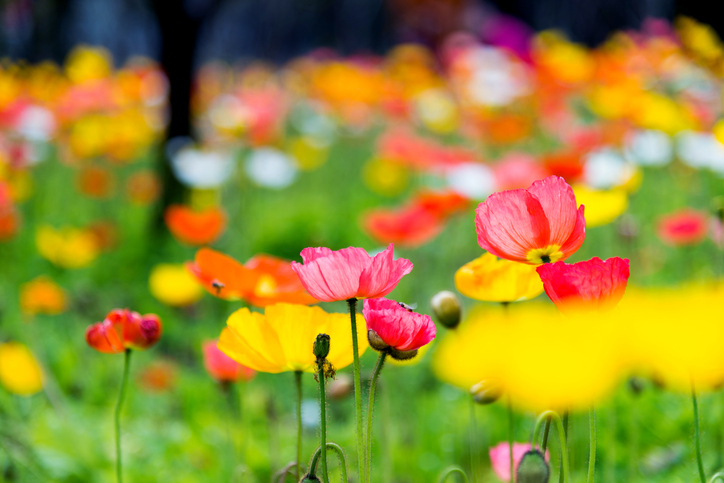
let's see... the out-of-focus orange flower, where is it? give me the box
[0,182,19,241]
[126,169,161,205]
[186,248,318,306]
[164,204,226,246]
[657,209,709,246]
[138,360,177,393]
[362,190,469,248]
[88,220,118,251]
[20,276,67,316]
[483,114,532,145]
[543,150,584,183]
[77,165,114,199]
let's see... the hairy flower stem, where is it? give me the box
[115,349,132,483]
[317,361,330,483]
[366,352,387,483]
[347,298,365,483]
[532,411,570,483]
[588,407,597,483]
[295,371,303,482]
[436,466,470,483]
[692,384,707,483]
[307,442,349,482]
[508,398,515,481]
[541,418,552,452]
[469,397,479,483]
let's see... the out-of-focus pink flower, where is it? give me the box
[493,153,548,190]
[203,340,256,383]
[363,297,436,353]
[291,244,413,302]
[475,176,586,265]
[489,442,549,482]
[657,209,708,246]
[536,257,630,314]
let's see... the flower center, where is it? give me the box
[526,245,563,265]
[254,274,278,297]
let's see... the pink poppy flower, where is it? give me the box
[290,244,413,302]
[489,442,549,482]
[202,340,256,383]
[657,209,708,246]
[475,176,586,265]
[363,297,436,357]
[536,257,629,314]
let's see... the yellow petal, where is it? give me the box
[0,342,43,396]
[455,253,544,302]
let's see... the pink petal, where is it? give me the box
[558,205,586,260]
[300,247,333,264]
[527,176,579,247]
[358,244,413,299]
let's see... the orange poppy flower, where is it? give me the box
[186,248,318,306]
[164,204,226,246]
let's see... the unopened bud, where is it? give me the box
[470,379,503,405]
[517,450,550,483]
[301,475,321,482]
[367,329,390,352]
[313,333,330,359]
[388,347,418,361]
[431,290,461,329]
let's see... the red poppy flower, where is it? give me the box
[86,309,162,353]
[164,204,226,246]
[203,340,256,383]
[536,257,629,314]
[475,176,586,264]
[657,209,708,246]
[186,248,318,306]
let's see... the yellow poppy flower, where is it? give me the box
[149,264,203,307]
[362,157,409,197]
[36,225,100,269]
[573,185,628,228]
[0,342,43,396]
[20,276,67,316]
[455,253,544,303]
[219,304,368,374]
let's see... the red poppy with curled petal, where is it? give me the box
[536,257,629,314]
[86,309,162,353]
[363,297,436,352]
[291,244,413,302]
[475,175,586,265]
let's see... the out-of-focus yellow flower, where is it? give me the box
[288,136,329,171]
[455,253,544,302]
[587,84,640,120]
[534,32,595,85]
[413,89,459,134]
[149,263,203,307]
[219,304,368,374]
[573,185,628,228]
[36,225,100,269]
[677,17,724,63]
[0,342,43,396]
[433,304,623,411]
[362,157,410,197]
[713,119,724,145]
[68,115,109,159]
[20,276,67,316]
[65,46,112,83]
[630,93,694,134]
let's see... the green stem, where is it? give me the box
[541,418,552,452]
[347,298,365,483]
[436,465,470,483]
[469,397,479,483]
[693,384,707,483]
[115,349,132,483]
[295,371,303,482]
[307,442,349,482]
[560,412,569,483]
[588,406,596,483]
[366,352,387,483]
[710,472,724,482]
[508,398,515,482]
[531,411,570,483]
[318,362,330,483]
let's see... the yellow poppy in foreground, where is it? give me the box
[455,253,544,303]
[0,342,43,396]
[219,303,368,373]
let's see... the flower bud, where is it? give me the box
[430,290,461,329]
[470,379,503,405]
[300,475,321,482]
[388,347,418,361]
[313,333,331,359]
[126,313,163,350]
[367,329,390,351]
[516,450,550,483]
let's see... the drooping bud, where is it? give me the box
[470,379,503,405]
[388,347,418,361]
[430,290,462,329]
[300,475,321,482]
[313,333,331,360]
[516,450,550,483]
[367,329,390,352]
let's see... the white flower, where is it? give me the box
[445,163,496,200]
[245,147,298,189]
[583,147,636,190]
[676,131,724,175]
[170,142,235,188]
[624,130,672,167]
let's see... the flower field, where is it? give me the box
[4,16,724,483]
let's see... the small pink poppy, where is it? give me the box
[475,175,586,265]
[291,244,413,302]
[362,297,436,356]
[657,209,708,246]
[489,442,549,482]
[203,340,256,383]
